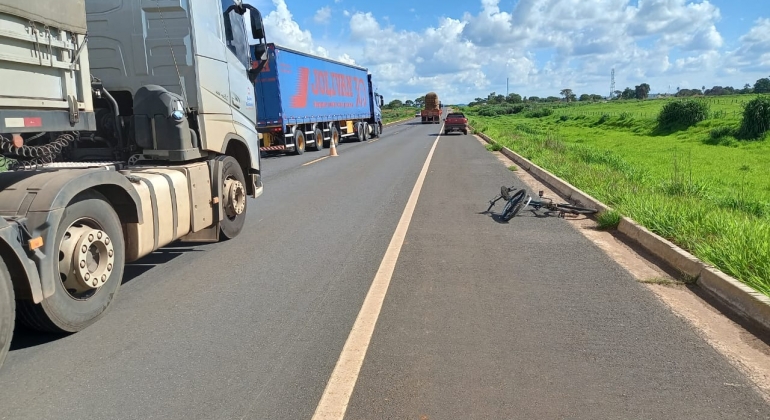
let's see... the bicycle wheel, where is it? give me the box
[501,190,527,221]
[556,203,598,215]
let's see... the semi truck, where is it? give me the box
[421,92,441,124]
[254,44,384,155]
[0,0,269,368]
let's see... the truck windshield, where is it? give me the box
[221,1,250,69]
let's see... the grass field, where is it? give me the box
[382,107,419,124]
[465,95,770,297]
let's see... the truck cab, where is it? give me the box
[0,0,270,364]
[368,74,384,135]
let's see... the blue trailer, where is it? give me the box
[253,44,384,154]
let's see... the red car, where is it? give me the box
[444,112,468,135]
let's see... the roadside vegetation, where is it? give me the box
[382,106,419,124]
[464,93,770,297]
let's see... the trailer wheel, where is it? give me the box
[17,192,124,333]
[329,125,340,147]
[293,130,305,155]
[370,122,380,139]
[310,127,324,151]
[219,156,248,240]
[0,258,14,369]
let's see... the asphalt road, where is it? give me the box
[0,116,768,419]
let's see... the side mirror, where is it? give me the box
[253,43,267,61]
[245,5,266,40]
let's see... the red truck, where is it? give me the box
[443,112,469,135]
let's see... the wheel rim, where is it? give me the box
[316,130,323,148]
[59,219,115,300]
[297,134,305,150]
[223,177,246,220]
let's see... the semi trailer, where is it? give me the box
[0,0,269,368]
[254,44,384,154]
[421,92,441,124]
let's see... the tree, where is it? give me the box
[635,83,651,100]
[741,83,753,94]
[528,96,541,102]
[414,97,425,108]
[754,78,770,94]
[506,93,523,103]
[404,100,415,107]
[386,99,403,109]
[560,88,574,102]
[620,87,635,99]
[579,93,591,101]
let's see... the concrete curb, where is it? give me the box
[474,128,770,333]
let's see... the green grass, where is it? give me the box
[466,95,770,297]
[596,209,622,230]
[382,107,419,124]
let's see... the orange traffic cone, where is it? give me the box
[329,138,338,157]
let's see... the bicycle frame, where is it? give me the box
[488,187,596,220]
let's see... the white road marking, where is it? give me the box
[302,156,330,166]
[311,126,444,420]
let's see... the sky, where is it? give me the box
[243,0,770,105]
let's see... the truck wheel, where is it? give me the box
[310,128,324,151]
[356,123,365,142]
[219,156,248,240]
[0,258,14,369]
[370,122,380,138]
[293,130,305,155]
[17,192,124,333]
[329,126,340,147]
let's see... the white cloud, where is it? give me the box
[262,0,329,57]
[725,18,770,73]
[258,0,769,103]
[313,6,332,24]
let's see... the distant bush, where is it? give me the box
[476,104,526,116]
[559,115,569,121]
[525,108,553,118]
[709,126,735,140]
[656,100,709,129]
[738,96,770,140]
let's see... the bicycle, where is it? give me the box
[487,186,597,221]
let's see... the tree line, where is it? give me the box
[382,77,770,109]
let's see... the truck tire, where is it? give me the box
[370,122,380,139]
[356,123,365,142]
[0,258,14,369]
[310,127,324,151]
[293,130,306,155]
[328,125,340,147]
[17,192,124,333]
[219,156,248,240]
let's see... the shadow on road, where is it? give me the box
[122,245,205,285]
[10,244,205,351]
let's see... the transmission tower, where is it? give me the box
[610,68,615,99]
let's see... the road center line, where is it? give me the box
[312,127,444,420]
[302,156,330,166]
